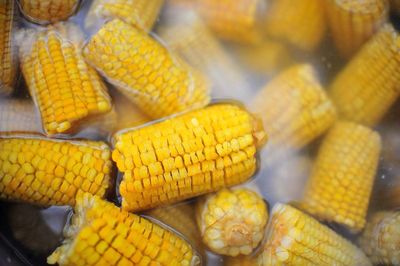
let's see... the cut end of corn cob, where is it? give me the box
[258,203,372,266]
[360,211,400,265]
[17,0,81,25]
[0,135,112,207]
[17,23,112,135]
[301,121,381,232]
[48,193,199,266]
[196,188,268,257]
[112,103,266,212]
[83,19,210,120]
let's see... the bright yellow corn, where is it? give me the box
[18,23,112,135]
[252,64,336,161]
[0,135,112,207]
[196,188,268,256]
[325,0,388,58]
[83,19,210,120]
[48,194,199,266]
[18,0,80,24]
[112,103,267,212]
[185,0,266,43]
[256,203,371,265]
[329,24,400,126]
[85,0,164,31]
[0,0,17,95]
[264,0,326,51]
[360,211,400,265]
[301,121,381,232]
[391,0,400,13]
[158,11,250,99]
[0,99,42,133]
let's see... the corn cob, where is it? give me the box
[85,0,163,32]
[186,0,266,44]
[0,135,112,207]
[325,0,388,59]
[251,64,336,161]
[301,121,381,232]
[18,23,112,135]
[48,193,199,266]
[158,11,251,100]
[83,19,210,120]
[196,188,268,256]
[112,103,267,212]
[264,0,326,51]
[360,211,400,265]
[391,0,400,13]
[17,0,80,24]
[0,0,17,95]
[0,98,42,133]
[256,203,371,265]
[329,24,400,126]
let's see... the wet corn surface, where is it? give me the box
[1,0,400,265]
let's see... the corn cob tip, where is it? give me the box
[251,112,268,149]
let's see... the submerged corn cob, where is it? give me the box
[112,103,267,212]
[252,64,336,161]
[0,136,112,206]
[257,204,371,265]
[158,11,250,100]
[360,211,400,265]
[329,24,400,126]
[189,0,266,43]
[0,0,17,95]
[196,188,268,256]
[18,0,80,24]
[325,0,388,58]
[85,0,163,31]
[0,99,42,133]
[264,0,326,51]
[48,194,198,266]
[84,19,210,120]
[18,23,112,135]
[301,121,381,232]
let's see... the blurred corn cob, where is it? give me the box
[251,64,336,162]
[85,0,163,31]
[0,98,42,133]
[84,19,210,120]
[325,0,388,58]
[112,103,267,212]
[256,203,371,265]
[329,24,400,126]
[0,0,17,95]
[18,23,112,135]
[158,11,251,100]
[360,211,400,265]
[391,0,400,13]
[264,0,326,51]
[48,194,199,266]
[18,0,80,24]
[196,188,268,256]
[301,121,381,232]
[0,135,112,207]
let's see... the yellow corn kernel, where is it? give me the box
[264,0,326,51]
[85,0,163,31]
[112,103,267,212]
[0,0,17,95]
[301,121,381,232]
[256,203,371,265]
[0,135,112,206]
[18,23,112,135]
[391,0,400,13]
[83,19,210,120]
[360,211,400,265]
[171,0,266,44]
[17,0,80,24]
[158,11,250,99]
[252,64,336,162]
[329,24,400,126]
[0,98,42,133]
[47,194,199,266]
[196,188,268,256]
[325,0,388,58]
